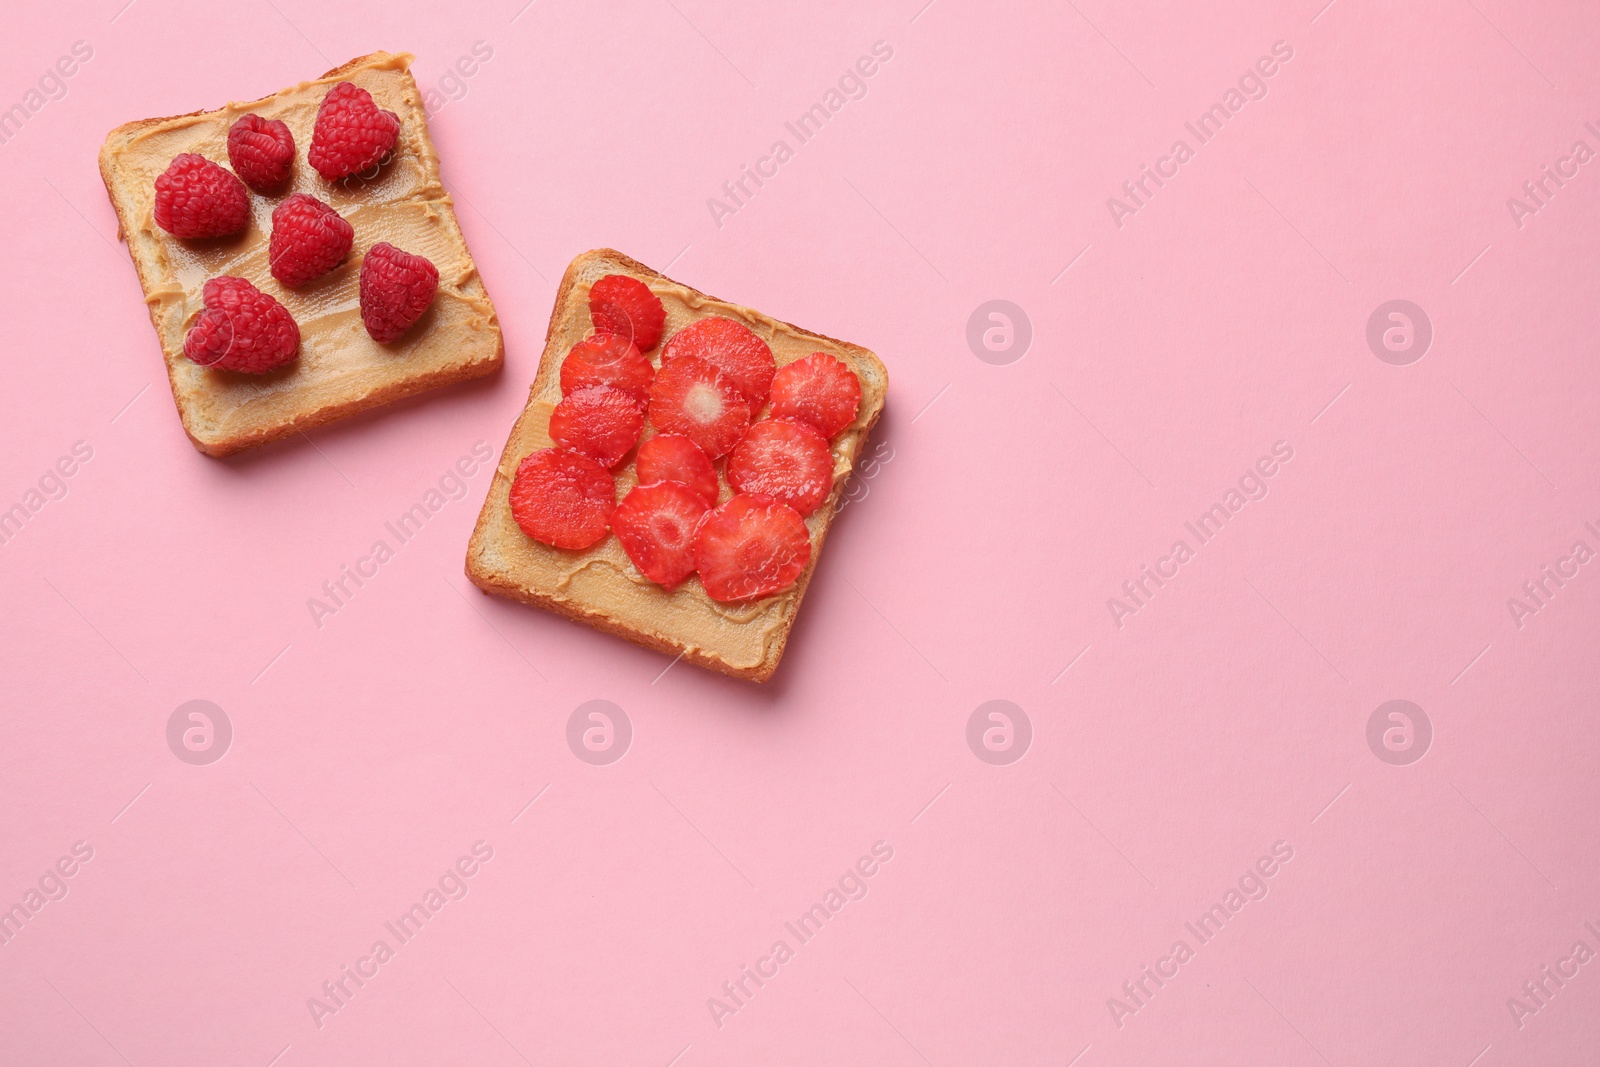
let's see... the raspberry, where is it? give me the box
[226,113,295,191]
[611,481,711,589]
[560,332,654,403]
[661,316,776,410]
[548,385,645,469]
[636,433,719,505]
[307,81,400,181]
[647,355,750,458]
[359,242,439,343]
[694,494,812,602]
[268,194,353,288]
[152,153,249,239]
[589,274,666,352]
[726,419,834,516]
[769,352,861,439]
[509,448,615,550]
[183,276,300,374]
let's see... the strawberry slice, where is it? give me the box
[560,332,654,403]
[726,418,834,516]
[661,316,775,410]
[694,494,812,602]
[549,385,644,469]
[769,352,862,439]
[636,433,720,505]
[647,354,750,458]
[589,274,666,352]
[509,448,615,550]
[611,481,712,589]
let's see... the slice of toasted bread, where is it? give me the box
[465,249,888,682]
[98,51,503,457]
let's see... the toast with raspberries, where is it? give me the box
[465,248,887,682]
[98,51,502,457]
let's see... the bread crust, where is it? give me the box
[98,51,503,458]
[465,248,887,683]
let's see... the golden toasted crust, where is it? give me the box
[99,51,504,458]
[465,248,888,683]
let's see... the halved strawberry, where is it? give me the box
[549,385,644,469]
[769,352,861,439]
[726,418,834,516]
[509,448,615,550]
[661,316,775,410]
[560,332,654,402]
[647,355,750,458]
[694,494,812,602]
[636,433,720,505]
[611,481,711,589]
[589,274,665,352]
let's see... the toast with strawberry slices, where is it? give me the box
[464,248,887,682]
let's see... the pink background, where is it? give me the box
[3,0,1599,1063]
